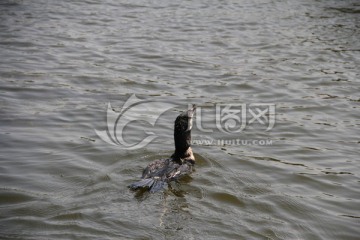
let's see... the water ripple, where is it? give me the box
[1,0,359,239]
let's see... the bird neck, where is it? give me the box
[174,130,191,156]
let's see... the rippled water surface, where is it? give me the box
[1,0,359,239]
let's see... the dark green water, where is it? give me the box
[0,0,359,239]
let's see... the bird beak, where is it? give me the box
[186,104,196,131]
[188,104,196,118]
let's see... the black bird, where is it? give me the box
[128,105,196,193]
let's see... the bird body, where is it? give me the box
[128,105,196,193]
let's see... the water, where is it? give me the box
[1,0,359,239]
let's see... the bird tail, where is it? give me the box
[128,178,168,193]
